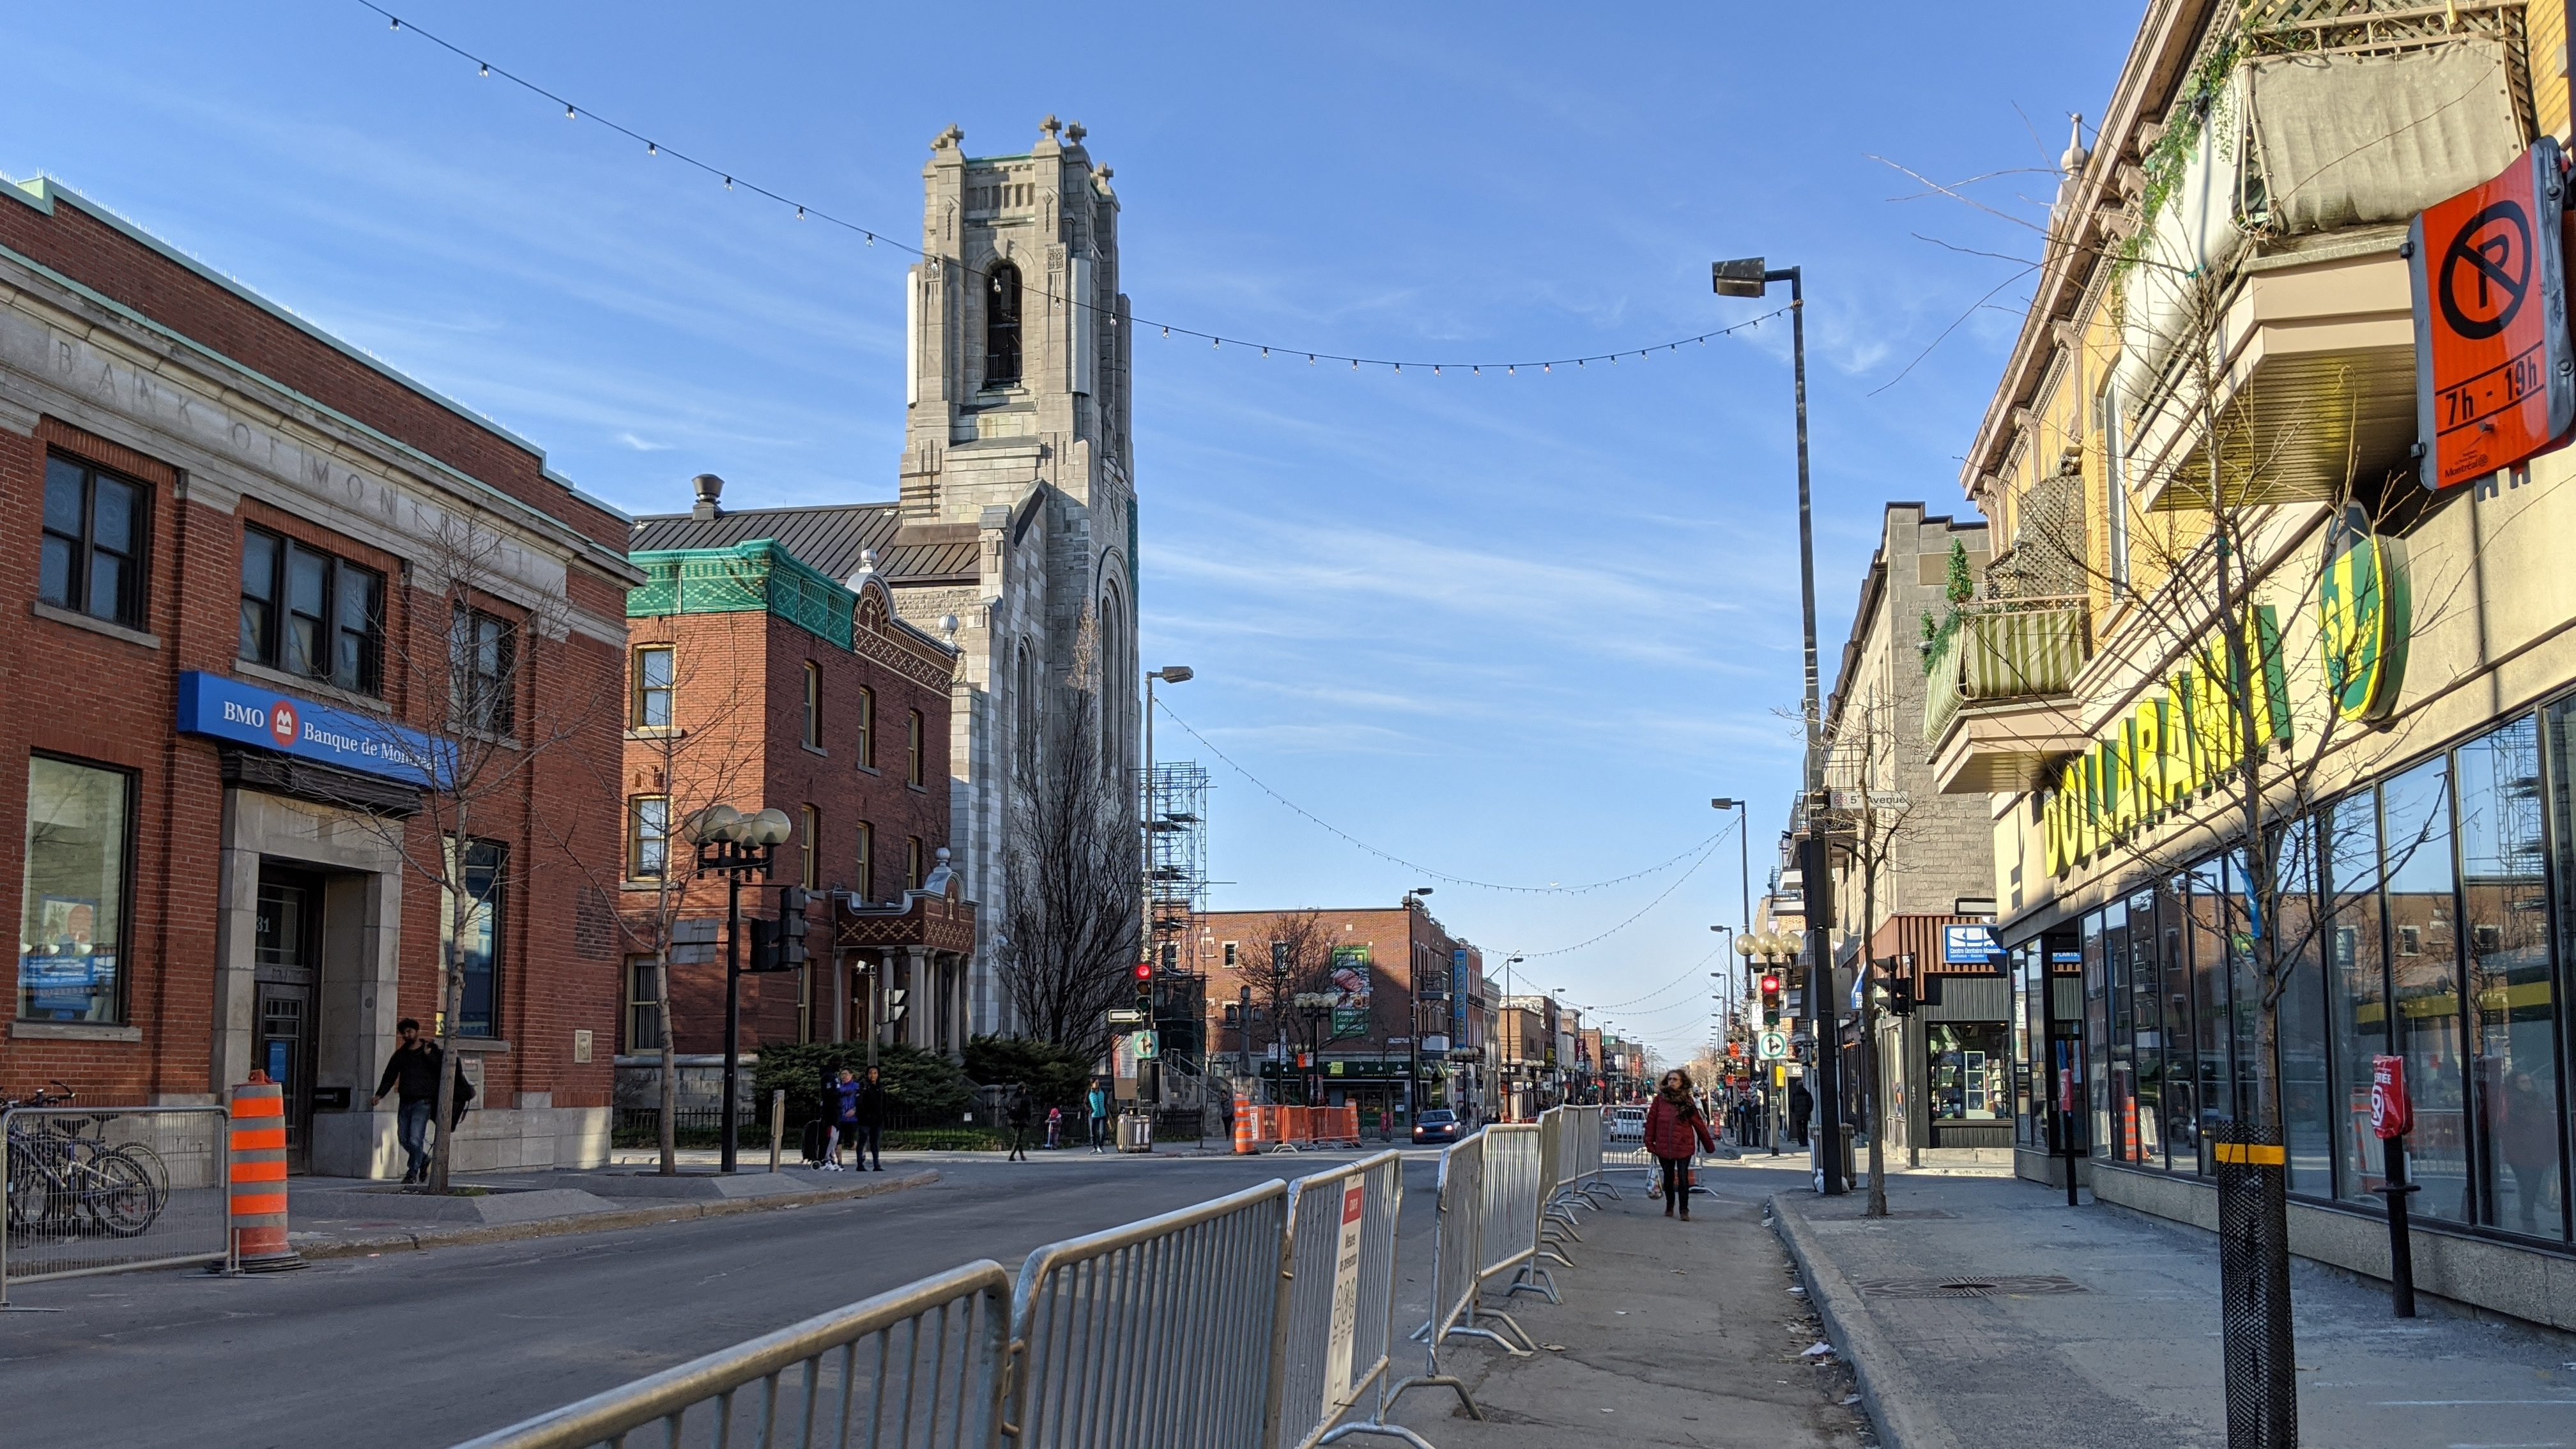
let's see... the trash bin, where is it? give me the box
[1117,1112,1155,1153]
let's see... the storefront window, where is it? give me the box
[17,757,130,1023]
[2014,941,2040,1148]
[2127,889,2166,1169]
[2469,715,2562,1238]
[2322,790,2389,1206]
[2084,910,2110,1157]
[1930,1022,2009,1121]
[2106,900,2137,1160]
[2383,757,2468,1223]
[441,838,505,1038]
[2187,857,2232,1174]
[2153,882,2198,1170]
[2274,822,2332,1195]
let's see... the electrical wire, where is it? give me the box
[1154,700,1731,894]
[361,3,1795,374]
[1505,830,1724,960]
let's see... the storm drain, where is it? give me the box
[1851,1274,2087,1299]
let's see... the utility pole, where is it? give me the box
[1713,257,1841,1195]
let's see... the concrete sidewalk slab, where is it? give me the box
[1770,1170,2576,1449]
[1386,1179,1869,1448]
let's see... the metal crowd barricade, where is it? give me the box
[1533,1108,1581,1263]
[1471,1123,1555,1305]
[1396,1130,1532,1395]
[1009,1179,1289,1449]
[1,1103,232,1306]
[1566,1105,1615,1203]
[447,1260,1013,1448]
[1269,1151,1450,1448]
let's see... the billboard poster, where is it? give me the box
[1330,945,1372,1038]
[1451,947,1470,1041]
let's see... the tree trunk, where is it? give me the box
[429,961,461,1194]
[656,955,678,1175]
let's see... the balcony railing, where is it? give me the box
[1923,599,2092,746]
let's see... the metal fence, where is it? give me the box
[1268,1151,1425,1449]
[1472,1123,1553,1305]
[448,1259,1013,1449]
[1009,1179,1289,1449]
[1394,1127,1528,1421]
[2,1104,231,1303]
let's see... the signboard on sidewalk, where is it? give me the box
[2411,138,2574,489]
[2370,1055,2412,1139]
[1322,1177,1367,1415]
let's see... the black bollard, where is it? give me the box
[2375,1134,2419,1318]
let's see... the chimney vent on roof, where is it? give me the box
[691,473,724,521]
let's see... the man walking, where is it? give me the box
[1087,1080,1111,1153]
[1006,1086,1034,1162]
[851,1065,889,1171]
[371,1018,442,1185]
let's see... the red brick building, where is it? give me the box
[622,483,965,1062]
[1197,900,1483,1129]
[0,176,638,1174]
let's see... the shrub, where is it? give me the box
[963,1035,1096,1110]
[753,1041,972,1124]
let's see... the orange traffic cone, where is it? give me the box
[227,1071,304,1273]
[1234,1095,1255,1154]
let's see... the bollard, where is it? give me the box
[1234,1095,1255,1154]
[227,1071,304,1273]
[769,1089,786,1174]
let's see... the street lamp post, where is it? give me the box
[1140,665,1192,1110]
[1713,257,1841,1195]
[688,803,793,1174]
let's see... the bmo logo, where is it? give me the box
[268,700,299,748]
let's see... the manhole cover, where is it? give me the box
[1851,1275,2086,1299]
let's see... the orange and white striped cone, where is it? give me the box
[227,1071,304,1273]
[1233,1096,1255,1154]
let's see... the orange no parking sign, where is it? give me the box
[2409,139,2575,489]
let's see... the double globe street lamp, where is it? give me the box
[689,802,794,1174]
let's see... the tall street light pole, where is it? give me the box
[1713,257,1841,1195]
[1140,665,1192,1110]
[687,802,790,1175]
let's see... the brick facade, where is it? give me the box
[0,176,635,1175]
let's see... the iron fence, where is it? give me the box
[1473,1123,1553,1305]
[1268,1151,1430,1449]
[2,1104,231,1303]
[447,1259,1013,1448]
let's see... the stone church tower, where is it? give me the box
[888,116,1140,1035]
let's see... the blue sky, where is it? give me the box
[1,2,2136,1063]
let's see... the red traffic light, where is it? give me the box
[1134,962,1154,981]
[1758,974,1782,995]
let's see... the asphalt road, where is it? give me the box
[0,1147,1443,1449]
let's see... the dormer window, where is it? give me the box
[985,261,1022,388]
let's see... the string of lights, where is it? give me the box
[360,3,1795,374]
[1562,940,1731,1015]
[1506,830,1723,960]
[1153,702,1730,895]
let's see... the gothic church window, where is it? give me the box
[986,262,1022,388]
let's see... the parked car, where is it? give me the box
[1607,1106,1647,1145]
[1411,1108,1464,1145]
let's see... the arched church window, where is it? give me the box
[985,262,1022,388]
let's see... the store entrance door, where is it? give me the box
[255,864,325,1172]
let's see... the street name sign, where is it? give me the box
[2411,138,2573,489]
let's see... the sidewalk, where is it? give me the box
[1771,1169,2576,1449]
[283,1162,938,1257]
[1385,1166,1871,1448]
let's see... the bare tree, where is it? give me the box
[1245,908,1335,1092]
[997,610,1140,1068]
[336,507,615,1193]
[1817,683,1929,1217]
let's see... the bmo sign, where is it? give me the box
[178,671,452,788]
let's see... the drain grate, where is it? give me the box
[1851,1274,2087,1299]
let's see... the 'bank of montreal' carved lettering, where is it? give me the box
[2042,605,2294,877]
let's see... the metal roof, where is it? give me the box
[629,503,981,583]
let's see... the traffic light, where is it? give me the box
[885,987,908,1024]
[746,888,813,972]
[1758,973,1783,1027]
[1134,961,1154,1010]
[1886,975,1915,1017]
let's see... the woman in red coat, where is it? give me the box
[1644,1070,1718,1220]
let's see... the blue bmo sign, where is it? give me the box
[177,671,452,788]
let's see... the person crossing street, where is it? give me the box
[1006,1086,1034,1162]
[1087,1081,1111,1153]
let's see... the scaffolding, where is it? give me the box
[1147,761,1210,969]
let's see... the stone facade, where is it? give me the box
[894,118,1141,1036]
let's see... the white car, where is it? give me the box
[1607,1107,1647,1145]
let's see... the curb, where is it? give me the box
[1767,1192,1956,1449]
[296,1169,942,1260]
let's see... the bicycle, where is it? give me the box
[5,1083,164,1240]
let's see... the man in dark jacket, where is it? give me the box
[850,1066,890,1171]
[1006,1087,1034,1162]
[371,1019,442,1184]
[1788,1078,1814,1148]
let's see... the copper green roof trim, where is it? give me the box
[628,540,855,650]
